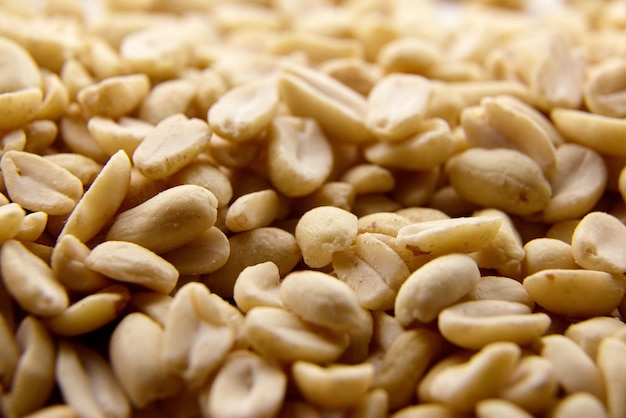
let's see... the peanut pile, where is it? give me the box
[1,0,626,417]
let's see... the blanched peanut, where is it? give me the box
[423,342,521,412]
[584,58,626,118]
[1,317,56,418]
[395,253,480,325]
[341,164,395,195]
[129,292,173,328]
[565,317,626,360]
[233,262,282,313]
[208,78,279,142]
[106,184,218,254]
[364,118,453,171]
[77,74,150,118]
[524,269,625,318]
[396,216,503,256]
[244,306,349,364]
[23,120,58,154]
[1,240,68,317]
[295,206,357,268]
[0,203,25,244]
[552,109,626,157]
[0,37,42,93]
[320,57,382,96]
[35,71,70,121]
[14,211,47,242]
[43,285,130,337]
[272,31,363,63]
[461,276,535,310]
[476,399,534,418]
[162,282,234,388]
[87,116,153,157]
[267,116,333,197]
[51,235,112,294]
[0,88,43,132]
[1,150,83,216]
[0,313,19,390]
[542,144,607,223]
[538,334,606,400]
[376,37,443,75]
[226,189,281,232]
[354,232,411,290]
[292,362,374,409]
[109,313,184,408]
[571,211,626,274]
[391,403,460,418]
[162,226,230,276]
[366,73,431,141]
[55,341,131,418]
[59,150,131,244]
[498,355,558,414]
[202,350,286,418]
[278,63,372,142]
[206,227,301,298]
[392,167,441,208]
[597,337,626,418]
[522,238,578,275]
[132,114,211,180]
[438,300,551,350]
[21,405,78,418]
[59,116,110,163]
[548,393,609,418]
[169,159,233,208]
[280,270,365,332]
[372,329,444,411]
[138,78,197,125]
[86,241,179,294]
[43,153,102,187]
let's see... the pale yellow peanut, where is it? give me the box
[0,203,25,243]
[0,88,43,131]
[168,159,233,208]
[445,80,528,107]
[475,399,534,418]
[543,144,607,223]
[22,405,78,418]
[109,313,184,408]
[205,227,301,298]
[244,306,349,364]
[320,57,382,96]
[59,151,131,244]
[61,59,94,101]
[376,37,442,75]
[446,148,552,215]
[59,116,109,163]
[55,341,131,418]
[370,312,404,354]
[295,206,357,268]
[225,189,281,232]
[522,238,578,276]
[77,74,150,118]
[353,193,403,215]
[584,58,626,118]
[88,116,153,157]
[208,134,262,169]
[438,300,551,350]
[372,328,443,411]
[162,226,230,276]
[461,96,557,178]
[548,393,609,418]
[0,129,25,156]
[498,355,558,414]
[339,308,373,365]
[366,73,431,141]
[552,108,626,157]
[524,269,625,318]
[129,292,173,328]
[43,286,130,337]
[292,181,355,215]
[546,219,579,244]
[470,208,525,278]
[209,293,249,350]
[565,317,626,360]
[132,114,211,180]
[392,167,441,208]
[280,270,365,332]
[0,37,42,93]
[428,185,481,218]
[272,30,363,63]
[81,37,126,80]
[292,362,374,409]
[277,401,322,418]
[51,234,112,294]
[357,212,411,236]
[106,184,218,254]
[267,116,333,197]
[333,248,397,311]
[35,71,70,121]
[162,282,234,388]
[391,403,461,418]
[85,241,179,294]
[347,388,388,418]
[397,215,502,257]
[12,211,46,242]
[1,317,55,418]
[538,334,606,400]
[354,232,411,290]
[424,342,521,412]
[0,313,19,389]
[139,78,197,125]
[43,153,102,187]
[23,120,58,154]
[341,164,395,195]
[571,211,626,274]
[396,207,449,224]
[395,253,480,325]
[597,337,626,418]
[1,150,83,216]
[364,118,453,171]
[1,240,68,317]
[462,276,535,310]
[208,78,279,142]
[278,63,372,142]
[233,262,282,313]
[202,350,286,418]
